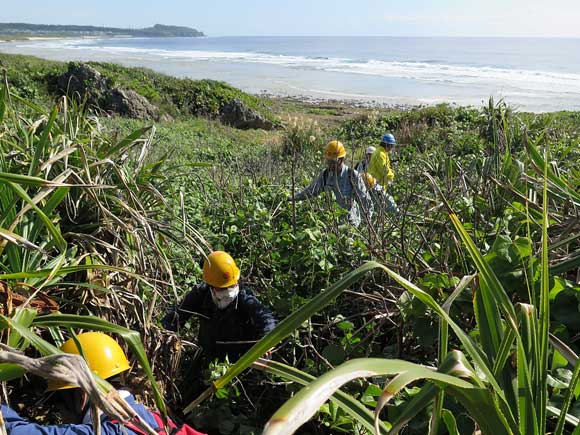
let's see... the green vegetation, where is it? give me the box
[0,22,204,37]
[166,100,579,434]
[0,83,198,420]
[93,61,276,121]
[1,56,579,435]
[0,53,277,123]
[0,54,64,102]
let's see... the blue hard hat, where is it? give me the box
[381,133,396,145]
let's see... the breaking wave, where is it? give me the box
[23,38,580,95]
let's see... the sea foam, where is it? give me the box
[23,38,580,95]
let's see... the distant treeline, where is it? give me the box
[0,23,204,37]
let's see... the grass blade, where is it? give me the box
[537,143,551,432]
[441,409,459,435]
[550,334,579,365]
[187,259,515,428]
[0,70,8,123]
[102,126,152,159]
[5,181,66,252]
[262,358,498,435]
[29,104,59,177]
[0,264,142,280]
[526,135,580,206]
[517,304,539,435]
[549,254,580,276]
[253,358,390,435]
[0,227,42,251]
[0,172,74,187]
[554,359,580,435]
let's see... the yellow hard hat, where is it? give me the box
[324,140,346,160]
[47,332,130,391]
[363,172,376,189]
[203,251,240,288]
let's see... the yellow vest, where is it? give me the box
[368,147,394,187]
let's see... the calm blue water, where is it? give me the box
[2,36,580,111]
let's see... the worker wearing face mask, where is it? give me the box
[162,251,276,362]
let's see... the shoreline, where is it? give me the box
[257,91,441,112]
[0,34,135,42]
[0,48,577,115]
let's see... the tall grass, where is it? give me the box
[184,112,579,434]
[252,174,579,434]
[0,73,204,416]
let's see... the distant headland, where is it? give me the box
[0,23,205,39]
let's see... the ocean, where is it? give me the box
[1,36,580,112]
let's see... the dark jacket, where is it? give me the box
[162,283,276,361]
[1,393,157,435]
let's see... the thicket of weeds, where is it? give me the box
[1,57,579,435]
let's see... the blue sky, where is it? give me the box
[4,0,580,37]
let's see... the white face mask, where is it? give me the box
[210,284,240,309]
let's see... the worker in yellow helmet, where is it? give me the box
[163,251,276,362]
[368,133,396,188]
[295,140,371,227]
[162,251,276,406]
[2,332,207,435]
[46,332,131,393]
[362,173,399,216]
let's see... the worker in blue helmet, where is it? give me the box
[368,133,396,188]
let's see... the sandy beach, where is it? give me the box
[2,35,580,112]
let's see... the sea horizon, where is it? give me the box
[2,35,580,112]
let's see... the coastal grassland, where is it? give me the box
[0,53,65,102]
[0,52,277,122]
[101,98,580,433]
[91,62,277,121]
[0,88,189,420]
[135,99,580,433]
[264,96,371,126]
[1,54,579,434]
[105,116,283,163]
